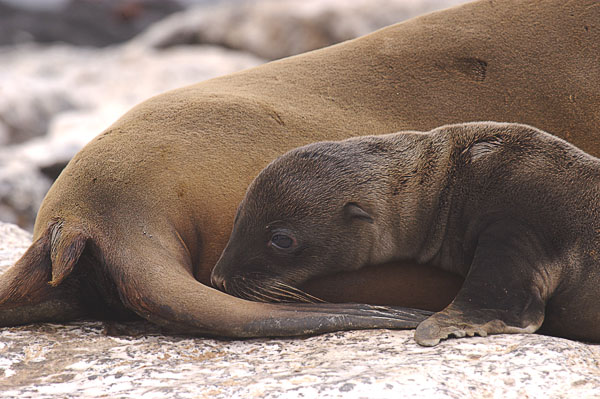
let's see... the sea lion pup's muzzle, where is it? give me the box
[211,244,327,303]
[210,273,226,292]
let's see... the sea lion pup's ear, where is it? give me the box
[464,135,505,161]
[344,202,374,223]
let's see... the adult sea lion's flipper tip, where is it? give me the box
[258,303,434,334]
[0,220,87,326]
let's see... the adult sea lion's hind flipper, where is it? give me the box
[112,248,431,337]
[241,303,433,337]
[0,222,87,326]
[271,302,434,331]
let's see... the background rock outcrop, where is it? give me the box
[0,0,184,47]
[134,0,467,60]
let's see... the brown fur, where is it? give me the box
[1,0,599,336]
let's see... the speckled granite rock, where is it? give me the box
[1,222,599,398]
[2,323,600,398]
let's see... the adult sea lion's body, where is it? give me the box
[212,122,600,345]
[1,0,599,336]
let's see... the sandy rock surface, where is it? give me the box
[1,222,599,398]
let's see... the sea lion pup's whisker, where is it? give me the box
[241,280,284,303]
[267,288,311,303]
[228,278,253,300]
[230,282,259,302]
[252,282,308,303]
[227,275,311,303]
[249,289,283,303]
[260,285,313,303]
[272,282,326,303]
[241,290,269,303]
[274,281,325,301]
[227,279,246,299]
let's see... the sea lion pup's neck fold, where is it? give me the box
[364,132,456,265]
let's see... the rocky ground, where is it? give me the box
[1,222,599,398]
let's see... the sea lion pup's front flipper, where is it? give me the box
[415,222,548,346]
[111,241,432,337]
[0,221,88,326]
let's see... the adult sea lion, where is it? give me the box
[1,0,599,336]
[212,122,600,346]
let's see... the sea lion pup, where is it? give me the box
[1,0,599,336]
[212,122,600,346]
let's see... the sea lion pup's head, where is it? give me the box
[211,133,428,303]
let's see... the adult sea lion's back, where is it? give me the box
[0,0,598,336]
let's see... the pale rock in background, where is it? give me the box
[0,0,184,46]
[136,0,467,60]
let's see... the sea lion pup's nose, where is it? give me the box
[210,272,227,291]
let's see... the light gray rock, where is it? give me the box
[0,222,32,269]
[0,160,51,231]
[135,0,468,60]
[0,221,599,398]
[0,42,265,160]
[0,78,74,145]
